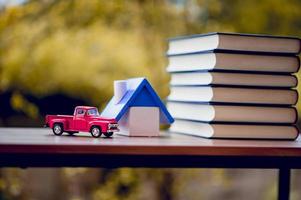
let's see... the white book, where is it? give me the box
[166,52,300,73]
[167,32,301,55]
[167,101,297,124]
[170,72,298,88]
[168,86,298,105]
[169,119,299,139]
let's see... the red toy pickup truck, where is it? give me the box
[45,106,119,138]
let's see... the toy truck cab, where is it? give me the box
[45,106,119,138]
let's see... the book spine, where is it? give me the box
[296,56,300,73]
[293,107,298,124]
[298,38,301,54]
[294,89,299,105]
[293,75,298,87]
[292,126,300,140]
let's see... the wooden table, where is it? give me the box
[0,128,300,200]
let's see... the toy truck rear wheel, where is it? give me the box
[53,123,64,136]
[90,126,102,138]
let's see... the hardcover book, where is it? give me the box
[168,86,298,105]
[167,32,301,55]
[169,72,298,88]
[167,101,297,124]
[167,52,300,73]
[169,119,299,139]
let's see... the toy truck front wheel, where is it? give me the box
[53,123,64,136]
[90,126,102,138]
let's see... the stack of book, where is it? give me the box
[166,32,300,139]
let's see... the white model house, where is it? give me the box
[100,77,174,136]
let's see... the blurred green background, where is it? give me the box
[0,0,300,199]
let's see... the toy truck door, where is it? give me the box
[73,108,87,131]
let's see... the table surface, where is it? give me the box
[0,128,296,200]
[0,127,301,157]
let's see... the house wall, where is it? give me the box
[118,110,130,135]
[118,107,160,136]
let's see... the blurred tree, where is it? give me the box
[0,0,188,109]
[1,0,300,122]
[0,0,300,123]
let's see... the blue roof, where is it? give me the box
[100,77,174,124]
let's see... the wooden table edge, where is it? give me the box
[1,144,301,156]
